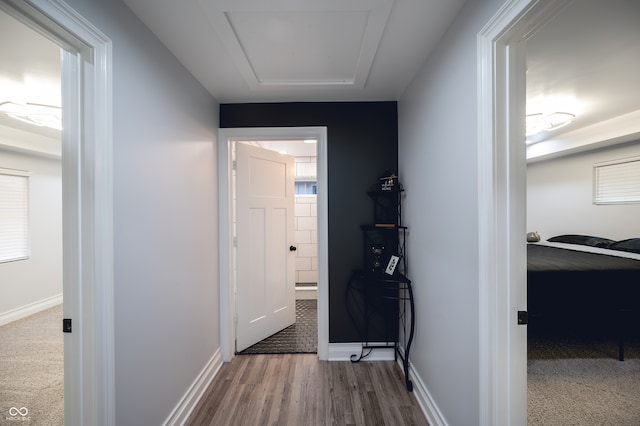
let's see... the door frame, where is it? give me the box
[218,127,328,361]
[477,0,571,424]
[0,1,114,425]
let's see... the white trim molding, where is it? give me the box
[0,1,115,425]
[477,0,571,425]
[0,294,63,326]
[218,127,329,362]
[162,349,224,426]
[401,358,447,426]
[199,0,393,91]
[327,343,395,361]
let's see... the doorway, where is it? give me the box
[218,127,329,361]
[0,9,63,423]
[0,1,115,424]
[524,1,640,423]
[477,0,573,424]
[234,139,318,354]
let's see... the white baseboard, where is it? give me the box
[328,342,395,361]
[398,357,448,426]
[163,348,224,426]
[295,286,317,300]
[0,294,63,326]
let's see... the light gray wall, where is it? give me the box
[527,141,640,241]
[398,0,504,424]
[0,149,62,316]
[61,1,220,425]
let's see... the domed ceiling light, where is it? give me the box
[526,111,575,137]
[0,101,62,130]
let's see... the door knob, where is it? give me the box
[289,246,297,251]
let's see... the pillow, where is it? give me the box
[608,238,640,254]
[547,234,616,248]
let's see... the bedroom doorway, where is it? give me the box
[478,0,574,423]
[0,1,115,424]
[480,0,638,423]
[0,9,63,424]
[218,127,328,361]
[524,1,640,423]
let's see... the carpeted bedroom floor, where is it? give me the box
[528,335,640,425]
[0,305,63,426]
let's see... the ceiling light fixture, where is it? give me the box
[303,139,317,144]
[0,101,62,131]
[526,112,575,137]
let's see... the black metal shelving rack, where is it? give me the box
[347,187,415,392]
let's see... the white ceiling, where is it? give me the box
[121,0,467,103]
[0,10,61,156]
[1,0,639,159]
[525,0,640,160]
[241,139,318,157]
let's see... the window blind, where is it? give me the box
[0,169,30,263]
[594,157,640,204]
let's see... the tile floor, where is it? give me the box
[239,299,317,354]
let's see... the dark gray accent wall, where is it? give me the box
[220,102,398,342]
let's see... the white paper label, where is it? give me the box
[385,255,399,275]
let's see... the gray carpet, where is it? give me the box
[528,336,640,425]
[0,305,63,426]
[239,299,317,354]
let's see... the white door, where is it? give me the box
[235,143,296,352]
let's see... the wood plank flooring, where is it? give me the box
[186,354,428,426]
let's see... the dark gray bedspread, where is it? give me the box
[527,244,640,327]
[527,243,640,273]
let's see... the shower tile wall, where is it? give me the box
[294,156,317,285]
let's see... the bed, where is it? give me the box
[527,235,640,359]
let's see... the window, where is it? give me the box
[594,156,640,204]
[295,181,317,195]
[0,168,30,263]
